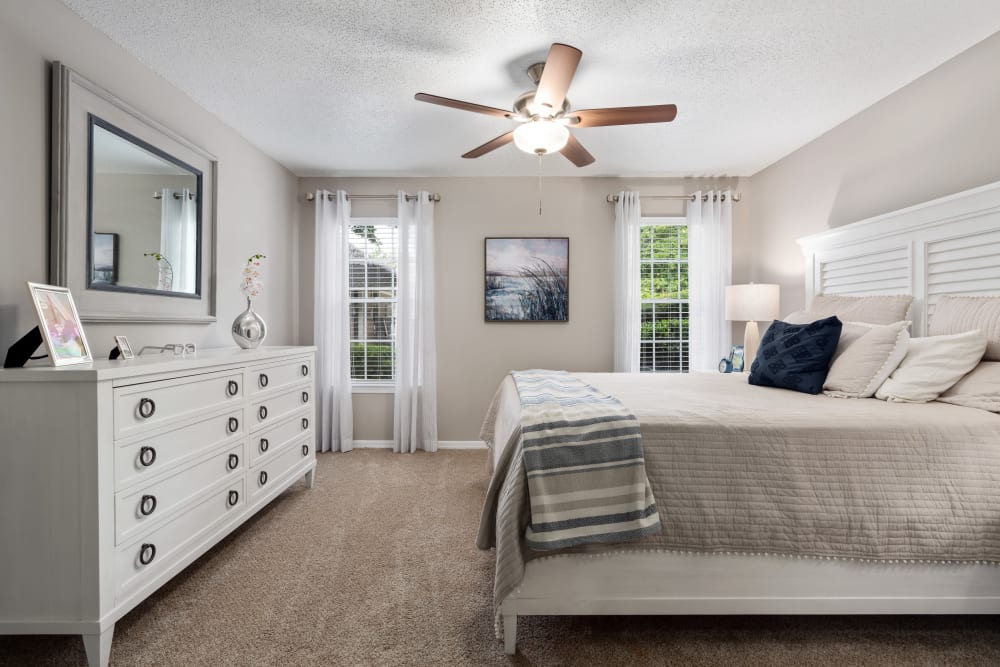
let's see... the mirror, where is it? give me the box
[89,118,202,297]
[51,62,217,323]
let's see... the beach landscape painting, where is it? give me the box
[485,237,568,322]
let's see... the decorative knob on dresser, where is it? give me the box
[302,417,309,430]
[139,446,157,467]
[301,364,309,377]
[260,438,269,452]
[227,453,239,471]
[227,417,240,433]
[259,471,268,486]
[139,495,157,517]
[302,391,309,404]
[137,397,156,419]
[227,380,239,397]
[259,405,268,420]
[302,444,309,456]
[228,490,239,507]
[259,373,269,388]
[138,543,157,566]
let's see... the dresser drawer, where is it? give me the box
[250,384,311,432]
[115,442,245,545]
[248,358,312,397]
[249,411,312,466]
[115,369,245,439]
[115,478,245,600]
[116,408,245,490]
[250,437,313,501]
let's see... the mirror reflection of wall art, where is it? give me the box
[27,282,93,366]
[485,237,569,322]
[92,233,119,285]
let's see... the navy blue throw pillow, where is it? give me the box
[748,316,843,394]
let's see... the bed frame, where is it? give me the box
[500,179,1000,654]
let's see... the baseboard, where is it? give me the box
[351,440,486,450]
[437,440,487,450]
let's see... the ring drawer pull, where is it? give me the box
[139,495,157,517]
[227,380,239,397]
[259,471,268,486]
[228,490,239,507]
[228,417,240,433]
[138,398,156,419]
[301,364,309,377]
[139,543,156,566]
[259,373,269,388]
[260,438,269,453]
[301,391,309,404]
[258,405,268,420]
[139,446,157,467]
[301,417,309,430]
[301,444,309,456]
[227,453,239,471]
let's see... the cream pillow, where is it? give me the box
[929,296,1000,361]
[875,330,988,403]
[936,361,1000,412]
[809,294,913,326]
[823,321,910,398]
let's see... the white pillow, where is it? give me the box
[929,296,1000,361]
[875,330,988,403]
[936,361,1000,412]
[823,321,910,398]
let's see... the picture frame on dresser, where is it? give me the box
[27,282,92,366]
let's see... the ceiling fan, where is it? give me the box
[414,43,677,167]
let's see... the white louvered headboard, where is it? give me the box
[797,181,1000,335]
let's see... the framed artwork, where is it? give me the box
[485,237,568,322]
[92,232,119,284]
[114,335,135,359]
[27,282,93,366]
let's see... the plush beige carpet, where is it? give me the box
[4,449,1000,666]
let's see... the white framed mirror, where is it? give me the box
[51,62,217,323]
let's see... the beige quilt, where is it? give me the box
[477,372,1000,619]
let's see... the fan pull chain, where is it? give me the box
[538,154,543,216]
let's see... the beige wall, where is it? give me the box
[747,31,1000,315]
[0,0,299,352]
[299,176,748,441]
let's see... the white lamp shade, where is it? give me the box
[725,283,780,322]
[513,120,570,155]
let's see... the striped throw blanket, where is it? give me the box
[512,370,661,550]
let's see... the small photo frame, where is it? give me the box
[27,282,93,366]
[115,335,135,360]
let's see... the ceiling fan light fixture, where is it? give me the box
[513,120,569,156]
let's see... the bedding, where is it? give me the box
[823,320,910,398]
[511,370,660,550]
[807,294,913,325]
[478,372,1000,627]
[747,316,842,394]
[875,330,987,403]
[929,295,1000,361]
[938,361,1000,412]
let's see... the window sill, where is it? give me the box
[352,384,395,394]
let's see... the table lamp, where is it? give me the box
[725,283,780,367]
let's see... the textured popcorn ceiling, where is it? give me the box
[62,1,1000,177]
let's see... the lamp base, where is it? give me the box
[743,321,761,372]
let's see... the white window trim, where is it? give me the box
[349,216,398,390]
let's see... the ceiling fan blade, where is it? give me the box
[414,93,511,119]
[570,104,678,127]
[462,131,515,159]
[534,43,582,115]
[560,133,595,167]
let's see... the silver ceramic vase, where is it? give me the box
[232,297,267,349]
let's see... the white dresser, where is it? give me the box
[0,346,317,667]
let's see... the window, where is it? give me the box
[349,220,398,384]
[639,218,689,372]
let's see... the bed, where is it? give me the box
[478,180,1000,654]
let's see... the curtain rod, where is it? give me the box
[605,192,742,203]
[304,192,441,202]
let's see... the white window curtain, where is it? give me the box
[394,191,438,453]
[159,188,197,293]
[688,190,733,371]
[314,190,354,453]
[613,191,642,372]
